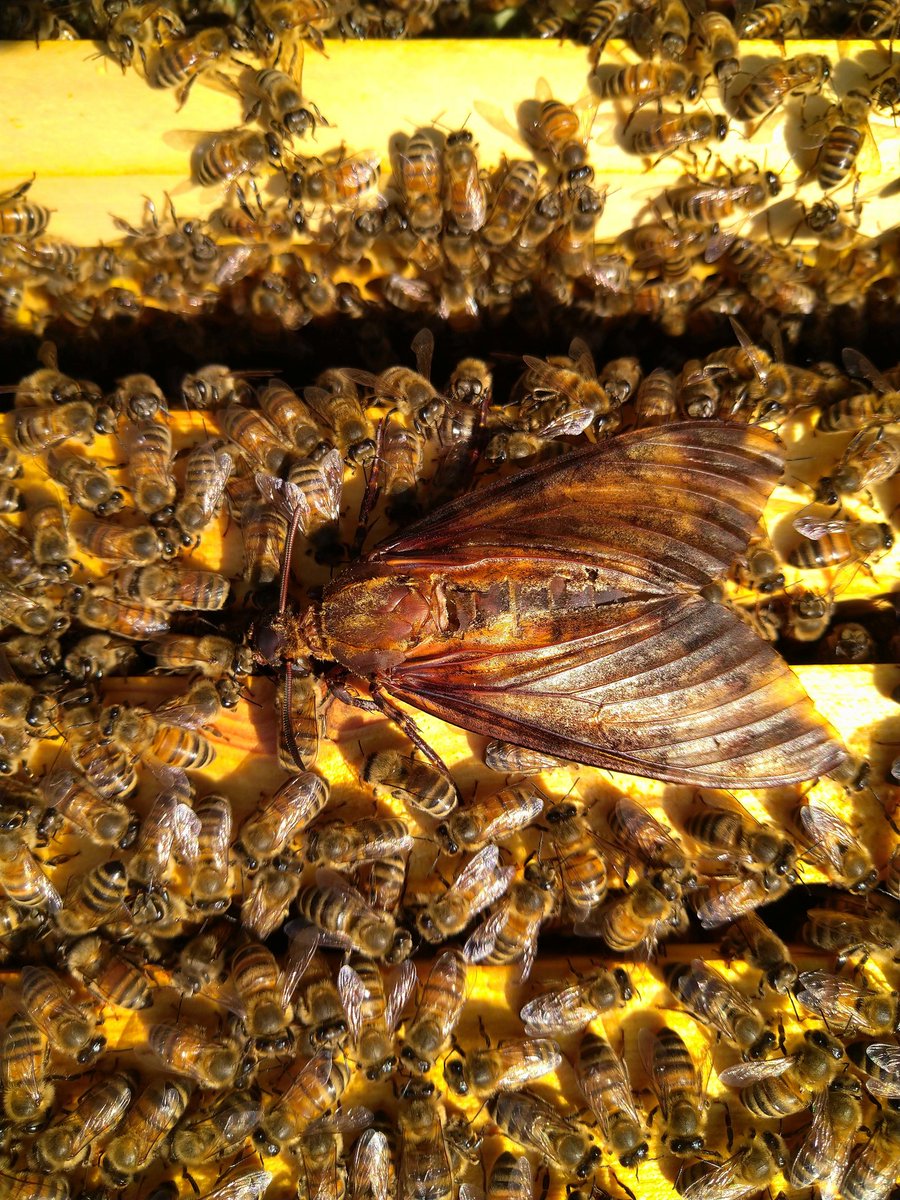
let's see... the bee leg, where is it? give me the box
[351,410,394,557]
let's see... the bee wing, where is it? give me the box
[385,959,417,1031]
[459,1187,484,1200]
[799,802,857,873]
[357,827,415,862]
[866,1043,900,1082]
[793,513,850,540]
[696,877,770,929]
[281,925,320,1008]
[353,1128,391,1200]
[201,1170,273,1200]
[568,337,597,379]
[681,1149,761,1200]
[307,1106,374,1138]
[316,866,376,909]
[521,357,587,409]
[411,328,434,380]
[494,1039,563,1090]
[718,1055,795,1087]
[538,408,595,438]
[336,963,366,1041]
[172,799,203,864]
[520,984,597,1036]
[480,785,545,842]
[450,844,514,906]
[9,1020,47,1110]
[473,100,522,147]
[729,318,774,386]
[25,854,62,912]
[789,1086,835,1188]
[796,970,872,1034]
[221,1097,264,1143]
[463,903,508,965]
[254,471,312,528]
[610,796,683,867]
[638,1027,674,1118]
[842,347,892,394]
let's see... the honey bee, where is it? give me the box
[672,164,782,226]
[128,790,201,888]
[117,565,231,613]
[803,900,900,965]
[464,861,558,979]
[818,347,900,431]
[296,148,381,209]
[718,1029,844,1116]
[732,54,831,128]
[482,741,561,775]
[297,868,413,963]
[0,1176,70,1200]
[684,800,797,882]
[363,750,457,819]
[171,1092,262,1166]
[283,449,344,540]
[817,427,900,503]
[305,817,413,870]
[442,129,487,234]
[222,405,290,475]
[398,1079,453,1200]
[100,1077,192,1187]
[0,833,60,911]
[0,581,66,637]
[123,417,176,516]
[638,1026,707,1156]
[65,935,153,1010]
[239,498,286,585]
[170,442,233,544]
[32,1072,133,1172]
[345,329,445,433]
[259,381,329,457]
[838,1105,900,1200]
[670,958,775,1057]
[797,800,877,893]
[14,402,96,454]
[148,634,252,682]
[413,844,514,944]
[680,1132,787,1200]
[2,632,62,677]
[146,28,237,106]
[481,159,539,249]
[337,954,417,1079]
[720,912,797,994]
[399,948,467,1075]
[789,1074,863,1193]
[19,965,105,1063]
[258,1048,351,1150]
[607,795,693,887]
[74,518,161,565]
[488,1089,602,1180]
[38,768,136,849]
[689,10,740,84]
[443,1032,562,1100]
[148,1021,246,1090]
[241,864,303,940]
[73,588,171,643]
[805,89,875,192]
[45,446,123,516]
[253,0,336,54]
[0,177,51,239]
[631,111,728,163]
[519,965,632,1037]
[592,61,691,118]
[576,1030,648,1167]
[435,783,544,856]
[304,371,376,464]
[188,794,232,913]
[53,858,128,936]
[244,66,325,138]
[171,920,232,997]
[105,3,185,69]
[282,940,348,1055]
[796,970,899,1035]
[352,1128,392,1200]
[1,1013,52,1130]
[232,935,316,1053]
[395,130,443,238]
[236,772,330,870]
[591,876,684,957]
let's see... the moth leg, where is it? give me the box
[368,679,458,794]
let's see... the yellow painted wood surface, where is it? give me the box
[0,39,898,247]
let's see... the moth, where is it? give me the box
[255,422,845,789]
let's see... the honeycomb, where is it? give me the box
[1,7,900,1200]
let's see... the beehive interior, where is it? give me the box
[2,6,900,1200]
